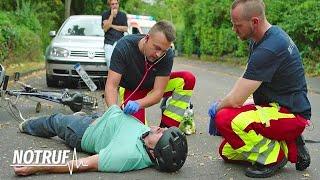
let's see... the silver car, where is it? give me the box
[45,15,107,88]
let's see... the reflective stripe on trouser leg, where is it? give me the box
[220,139,288,164]
[217,103,300,165]
[163,90,193,121]
[162,73,195,127]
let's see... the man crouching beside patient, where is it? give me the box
[208,0,311,178]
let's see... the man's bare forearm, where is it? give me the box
[14,155,99,176]
[105,85,119,107]
[103,16,113,32]
[104,70,122,107]
[110,25,128,32]
[136,89,164,109]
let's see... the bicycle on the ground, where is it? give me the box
[0,64,98,121]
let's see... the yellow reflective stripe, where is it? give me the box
[230,103,295,164]
[165,104,186,116]
[241,140,280,164]
[163,99,187,122]
[258,141,280,164]
[163,90,192,122]
[173,89,193,96]
[172,92,192,103]
[221,136,288,163]
[255,103,295,127]
[163,110,183,122]
[232,106,295,132]
[119,87,125,104]
[165,78,185,92]
[222,143,246,161]
[168,98,189,108]
[249,138,268,153]
[222,140,280,164]
[231,126,278,164]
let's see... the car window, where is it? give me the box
[140,27,151,34]
[132,27,140,34]
[59,17,104,37]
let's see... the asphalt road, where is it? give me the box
[0,57,319,179]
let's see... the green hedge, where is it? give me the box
[0,0,63,64]
[0,11,42,64]
[179,0,319,61]
[0,11,17,63]
[13,26,43,63]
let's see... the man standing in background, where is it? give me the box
[102,0,128,68]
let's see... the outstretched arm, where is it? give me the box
[105,70,122,107]
[137,76,170,108]
[13,155,98,176]
[110,24,128,32]
[217,77,261,111]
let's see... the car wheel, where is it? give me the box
[46,74,58,87]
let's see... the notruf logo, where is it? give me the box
[10,148,87,175]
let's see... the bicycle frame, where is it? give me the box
[0,64,98,121]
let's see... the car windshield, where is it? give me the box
[140,27,151,34]
[59,17,104,37]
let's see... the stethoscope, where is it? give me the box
[120,43,167,108]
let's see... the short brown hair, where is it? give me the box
[231,0,266,20]
[107,0,119,5]
[149,20,176,42]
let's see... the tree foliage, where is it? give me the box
[0,0,319,74]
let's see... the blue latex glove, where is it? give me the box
[124,100,140,114]
[208,101,221,136]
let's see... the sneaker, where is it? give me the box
[18,120,27,132]
[18,117,37,133]
[296,135,311,171]
[245,157,288,178]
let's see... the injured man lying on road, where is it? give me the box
[14,105,188,176]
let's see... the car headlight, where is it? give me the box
[50,47,69,58]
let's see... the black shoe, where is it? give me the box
[296,135,311,171]
[245,157,287,178]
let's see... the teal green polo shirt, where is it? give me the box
[81,105,153,172]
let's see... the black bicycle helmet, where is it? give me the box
[153,127,188,172]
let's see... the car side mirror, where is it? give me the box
[49,31,56,37]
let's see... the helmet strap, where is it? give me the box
[140,132,156,162]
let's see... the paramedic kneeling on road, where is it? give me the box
[208,0,311,178]
[105,20,196,128]
[14,105,188,176]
